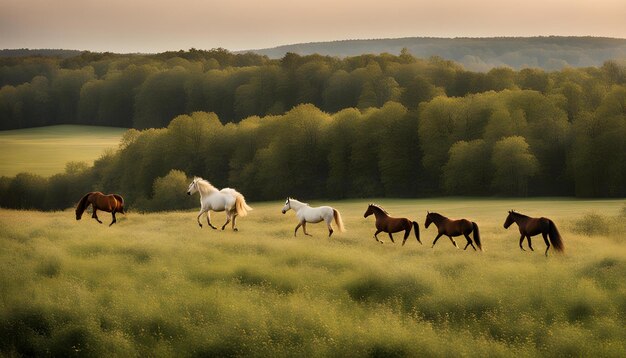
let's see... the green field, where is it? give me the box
[0,125,127,177]
[1,199,625,356]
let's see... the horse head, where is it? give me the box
[281,198,291,214]
[503,210,515,229]
[424,212,432,228]
[363,204,377,218]
[187,177,199,196]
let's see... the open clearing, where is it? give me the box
[0,125,127,177]
[1,198,625,356]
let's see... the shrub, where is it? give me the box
[574,211,626,238]
[141,169,196,212]
[574,212,610,236]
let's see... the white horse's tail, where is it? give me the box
[235,194,253,217]
[333,209,345,232]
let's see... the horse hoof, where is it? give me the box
[234,228,239,232]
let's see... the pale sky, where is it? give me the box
[1,0,625,53]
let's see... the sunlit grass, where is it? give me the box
[1,198,625,356]
[0,125,127,177]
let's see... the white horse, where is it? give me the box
[187,177,252,231]
[281,198,345,237]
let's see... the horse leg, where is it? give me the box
[294,223,302,237]
[92,207,103,224]
[527,236,534,251]
[327,224,333,237]
[431,233,443,248]
[542,233,550,257]
[206,211,217,230]
[221,211,231,230]
[232,214,238,231]
[448,236,459,248]
[402,229,410,246]
[303,222,312,237]
[109,211,117,227]
[463,233,476,251]
[388,232,395,243]
[197,210,205,228]
[518,234,526,251]
[374,230,383,244]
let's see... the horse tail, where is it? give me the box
[412,221,421,244]
[113,194,125,213]
[472,222,482,251]
[75,192,92,220]
[235,194,252,217]
[548,219,565,253]
[333,209,345,232]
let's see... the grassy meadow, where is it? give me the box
[0,125,127,177]
[1,198,625,356]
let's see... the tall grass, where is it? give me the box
[1,199,625,356]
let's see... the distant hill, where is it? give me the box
[0,49,82,58]
[244,36,626,71]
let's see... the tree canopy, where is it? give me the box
[1,49,625,210]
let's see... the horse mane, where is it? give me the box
[289,198,309,206]
[195,177,218,194]
[369,204,389,215]
[428,212,446,220]
[510,210,529,218]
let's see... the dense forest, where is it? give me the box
[2,47,626,131]
[0,48,625,210]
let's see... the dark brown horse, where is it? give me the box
[425,212,482,251]
[76,192,125,226]
[363,204,420,245]
[504,210,564,256]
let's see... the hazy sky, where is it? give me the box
[1,0,625,53]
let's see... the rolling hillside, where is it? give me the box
[0,125,127,177]
[245,36,626,71]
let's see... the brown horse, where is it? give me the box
[75,192,125,226]
[363,204,420,245]
[503,210,564,256]
[425,212,482,251]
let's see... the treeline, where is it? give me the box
[251,37,626,71]
[1,88,624,211]
[2,48,626,130]
[0,49,271,129]
[0,49,82,59]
